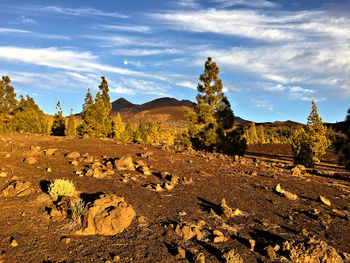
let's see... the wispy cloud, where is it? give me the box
[251,99,273,110]
[0,27,69,39]
[20,15,36,24]
[211,0,276,8]
[177,0,201,8]
[113,48,180,56]
[32,6,128,18]
[84,35,169,48]
[97,24,151,33]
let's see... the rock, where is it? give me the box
[275,184,284,194]
[65,152,80,159]
[284,191,298,201]
[291,166,303,176]
[23,157,37,164]
[76,194,136,236]
[175,223,202,241]
[115,156,135,171]
[342,252,350,261]
[5,153,11,158]
[46,168,52,172]
[194,253,205,263]
[220,199,234,219]
[249,239,256,251]
[140,151,153,158]
[178,211,187,216]
[1,181,32,197]
[71,160,79,166]
[222,249,244,263]
[213,230,228,243]
[138,165,152,176]
[265,245,277,260]
[282,237,343,263]
[36,193,52,203]
[60,236,71,244]
[176,247,186,260]
[44,149,58,156]
[0,172,7,177]
[319,196,331,206]
[10,237,18,247]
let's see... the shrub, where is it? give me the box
[48,179,76,201]
[71,199,86,227]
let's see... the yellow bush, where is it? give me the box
[48,179,75,201]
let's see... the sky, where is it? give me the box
[0,0,349,123]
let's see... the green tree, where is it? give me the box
[14,95,48,134]
[258,125,266,144]
[111,113,126,141]
[186,57,246,155]
[248,122,259,144]
[338,109,350,169]
[80,77,112,138]
[66,109,76,136]
[51,101,66,136]
[0,76,18,132]
[291,100,330,167]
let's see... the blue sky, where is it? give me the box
[0,0,349,123]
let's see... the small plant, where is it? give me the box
[71,199,86,227]
[48,179,75,201]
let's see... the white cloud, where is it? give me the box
[152,9,300,41]
[251,99,273,110]
[113,48,180,56]
[0,27,30,33]
[177,0,201,8]
[20,15,36,24]
[85,35,169,48]
[211,0,276,8]
[98,25,151,33]
[33,6,128,18]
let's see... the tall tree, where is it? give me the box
[0,76,18,132]
[66,109,76,136]
[80,77,112,138]
[51,101,66,136]
[291,100,330,167]
[14,95,48,134]
[186,57,246,155]
[339,109,350,169]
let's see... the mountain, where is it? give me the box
[111,97,194,117]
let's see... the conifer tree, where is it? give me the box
[14,95,48,134]
[186,57,246,154]
[258,125,266,143]
[339,109,350,169]
[248,122,259,144]
[291,100,330,167]
[51,101,66,136]
[66,109,76,136]
[187,58,246,154]
[111,112,126,141]
[0,76,18,132]
[80,77,113,138]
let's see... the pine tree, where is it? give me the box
[291,100,330,167]
[0,76,18,132]
[80,77,112,138]
[248,122,259,144]
[258,125,266,144]
[339,109,350,169]
[111,112,126,141]
[51,101,66,136]
[66,109,76,136]
[14,95,48,134]
[186,57,246,155]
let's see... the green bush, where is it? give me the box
[48,179,76,201]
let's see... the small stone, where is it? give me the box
[222,249,244,263]
[65,152,80,159]
[213,230,228,243]
[44,149,58,156]
[112,255,120,262]
[71,160,78,166]
[249,239,256,251]
[10,238,18,247]
[176,247,186,260]
[178,211,187,216]
[5,153,10,158]
[194,252,205,263]
[284,191,298,201]
[60,236,71,244]
[23,157,37,164]
[0,172,7,177]
[319,196,331,206]
[265,245,276,260]
[46,168,52,173]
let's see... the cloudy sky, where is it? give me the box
[0,0,349,123]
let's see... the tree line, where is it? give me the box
[1,57,349,169]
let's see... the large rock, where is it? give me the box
[1,181,32,197]
[23,157,37,164]
[283,237,343,263]
[65,152,80,159]
[115,155,135,171]
[76,194,136,236]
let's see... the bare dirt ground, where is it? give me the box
[0,134,349,263]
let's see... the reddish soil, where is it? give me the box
[0,134,349,262]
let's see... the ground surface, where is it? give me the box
[0,134,349,263]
